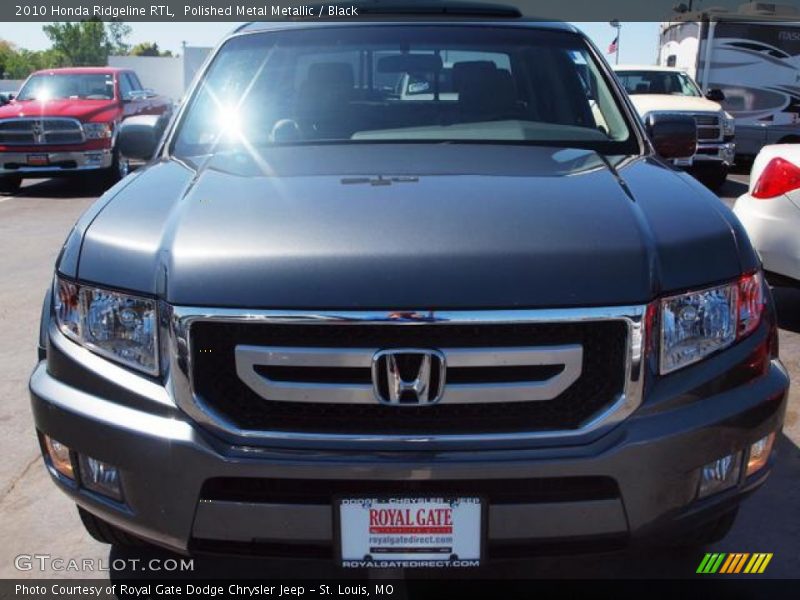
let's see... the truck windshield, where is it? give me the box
[171,26,636,157]
[616,70,702,97]
[17,73,115,101]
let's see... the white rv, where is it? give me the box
[660,2,800,158]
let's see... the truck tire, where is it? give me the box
[691,164,729,192]
[0,175,21,195]
[78,507,148,547]
[669,507,739,549]
[103,147,130,186]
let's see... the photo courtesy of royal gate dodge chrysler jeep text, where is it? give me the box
[27,14,789,569]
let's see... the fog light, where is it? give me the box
[746,433,776,477]
[78,455,122,501]
[43,435,73,479]
[698,452,742,498]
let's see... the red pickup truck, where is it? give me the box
[0,67,171,194]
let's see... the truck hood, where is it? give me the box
[0,98,119,122]
[628,94,723,117]
[71,144,753,309]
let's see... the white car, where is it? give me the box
[734,144,800,285]
[614,65,736,191]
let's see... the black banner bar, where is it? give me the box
[3,0,800,23]
[1,578,798,600]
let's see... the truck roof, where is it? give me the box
[240,19,576,34]
[29,67,127,76]
[613,65,686,73]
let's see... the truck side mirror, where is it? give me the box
[706,88,725,102]
[646,113,697,160]
[118,115,162,160]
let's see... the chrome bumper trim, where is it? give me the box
[0,149,112,174]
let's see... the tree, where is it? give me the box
[130,42,172,57]
[0,21,133,79]
[0,39,64,79]
[42,19,132,66]
[107,21,132,55]
[43,20,109,66]
[0,40,15,78]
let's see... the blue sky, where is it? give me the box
[1,21,660,64]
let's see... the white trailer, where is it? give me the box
[660,2,800,157]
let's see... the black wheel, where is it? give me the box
[669,507,739,548]
[102,147,130,186]
[78,506,148,547]
[0,175,21,195]
[691,164,729,192]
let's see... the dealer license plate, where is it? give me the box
[27,154,49,166]
[338,497,482,568]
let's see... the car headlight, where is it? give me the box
[53,276,158,375]
[660,272,764,374]
[83,122,113,139]
[722,112,735,136]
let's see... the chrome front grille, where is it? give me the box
[166,306,647,447]
[692,113,722,143]
[0,118,84,145]
[235,344,584,405]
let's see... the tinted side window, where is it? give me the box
[119,73,134,98]
[127,72,144,90]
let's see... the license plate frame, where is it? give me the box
[672,156,694,167]
[26,153,49,166]
[335,495,486,569]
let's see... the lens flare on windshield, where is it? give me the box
[36,87,52,103]
[202,76,277,178]
[216,104,244,141]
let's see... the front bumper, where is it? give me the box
[30,324,789,559]
[672,142,735,168]
[0,149,113,176]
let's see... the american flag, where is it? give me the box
[608,36,618,54]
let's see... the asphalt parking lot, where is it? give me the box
[0,172,798,581]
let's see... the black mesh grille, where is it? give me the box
[190,320,627,435]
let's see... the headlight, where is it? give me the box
[54,276,158,375]
[722,112,735,136]
[83,122,113,139]
[660,272,764,374]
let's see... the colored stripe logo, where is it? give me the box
[697,553,773,574]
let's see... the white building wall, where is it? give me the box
[0,79,25,93]
[109,47,211,103]
[182,46,212,95]
[108,54,183,102]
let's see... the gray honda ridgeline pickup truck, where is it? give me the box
[28,16,789,568]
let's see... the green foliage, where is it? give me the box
[0,20,133,80]
[43,20,110,66]
[130,42,172,57]
[107,21,132,55]
[0,40,65,79]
